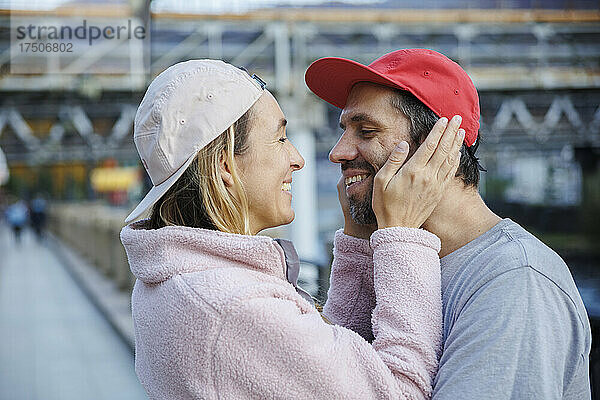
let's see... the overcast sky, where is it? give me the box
[152,0,382,13]
[5,0,70,10]
[4,0,382,12]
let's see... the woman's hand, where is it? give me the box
[372,115,464,229]
[337,175,377,239]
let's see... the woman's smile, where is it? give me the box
[281,181,292,193]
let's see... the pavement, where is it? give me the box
[0,224,148,400]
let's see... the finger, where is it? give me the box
[337,175,345,194]
[428,115,462,170]
[336,175,347,203]
[444,144,462,182]
[406,116,449,168]
[437,128,465,181]
[374,141,410,190]
[336,175,352,217]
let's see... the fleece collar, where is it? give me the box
[120,221,288,284]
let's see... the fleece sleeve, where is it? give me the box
[212,227,443,400]
[323,229,376,342]
[432,266,591,400]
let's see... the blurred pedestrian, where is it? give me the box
[29,194,47,242]
[121,60,461,399]
[0,146,8,229]
[0,146,8,187]
[5,200,28,244]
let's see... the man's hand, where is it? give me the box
[337,175,377,239]
[372,115,464,229]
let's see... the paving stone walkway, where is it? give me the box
[0,224,148,400]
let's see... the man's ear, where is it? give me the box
[219,150,234,187]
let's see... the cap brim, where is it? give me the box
[305,57,408,109]
[124,153,197,224]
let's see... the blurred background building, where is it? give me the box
[0,0,599,398]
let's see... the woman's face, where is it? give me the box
[236,91,305,234]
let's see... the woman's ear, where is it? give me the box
[219,150,234,187]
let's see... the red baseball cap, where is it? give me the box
[305,48,480,147]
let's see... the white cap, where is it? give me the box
[125,60,264,224]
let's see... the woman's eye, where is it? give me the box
[279,137,288,143]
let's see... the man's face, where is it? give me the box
[329,82,412,225]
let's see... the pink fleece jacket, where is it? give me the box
[120,222,442,400]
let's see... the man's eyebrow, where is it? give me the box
[339,113,382,129]
[351,113,381,124]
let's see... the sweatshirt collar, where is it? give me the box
[274,238,315,305]
[120,222,288,284]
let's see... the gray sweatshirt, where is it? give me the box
[433,218,591,399]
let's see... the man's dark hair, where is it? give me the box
[390,89,481,188]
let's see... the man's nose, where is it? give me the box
[329,132,358,164]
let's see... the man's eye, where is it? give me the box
[279,137,288,143]
[361,130,377,135]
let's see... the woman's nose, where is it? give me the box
[290,143,305,171]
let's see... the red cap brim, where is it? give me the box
[305,57,409,109]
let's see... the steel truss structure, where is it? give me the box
[0,8,598,163]
[0,90,597,163]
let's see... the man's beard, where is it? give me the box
[348,184,377,225]
[342,159,378,225]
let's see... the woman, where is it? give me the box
[121,60,463,399]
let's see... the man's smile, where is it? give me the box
[344,173,369,187]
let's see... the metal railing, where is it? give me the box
[48,203,134,290]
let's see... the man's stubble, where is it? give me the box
[348,180,377,225]
[345,143,414,226]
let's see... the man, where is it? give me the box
[306,48,592,399]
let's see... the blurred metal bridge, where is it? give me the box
[0,6,599,164]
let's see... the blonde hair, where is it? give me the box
[147,108,253,234]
